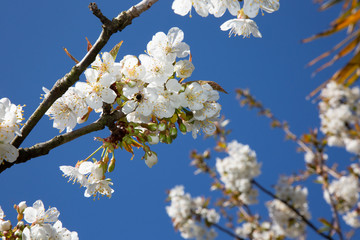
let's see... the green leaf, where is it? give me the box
[109,41,124,60]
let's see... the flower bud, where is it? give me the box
[0,220,11,231]
[159,133,166,143]
[170,127,177,136]
[107,156,116,172]
[166,135,173,144]
[179,123,187,133]
[146,123,158,131]
[18,201,27,213]
[145,151,158,168]
[158,122,167,131]
[14,229,22,237]
[148,135,159,145]
[16,221,24,230]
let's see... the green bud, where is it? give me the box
[179,123,187,133]
[15,230,22,237]
[147,135,159,145]
[147,123,158,131]
[166,134,172,144]
[107,156,116,172]
[158,122,167,131]
[159,133,166,143]
[170,127,177,136]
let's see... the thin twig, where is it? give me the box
[252,180,333,240]
[89,3,112,26]
[11,0,158,149]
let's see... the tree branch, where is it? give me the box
[1,111,125,173]
[252,180,333,240]
[11,0,158,149]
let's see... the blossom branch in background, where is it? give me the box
[251,180,333,240]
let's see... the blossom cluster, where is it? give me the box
[324,174,360,213]
[0,98,24,164]
[60,160,114,198]
[0,200,78,239]
[215,140,261,204]
[319,81,360,154]
[172,0,280,38]
[266,177,311,238]
[55,27,223,198]
[235,221,279,240]
[166,185,220,240]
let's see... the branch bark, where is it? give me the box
[11,0,158,149]
[0,111,125,173]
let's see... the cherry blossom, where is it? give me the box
[174,60,195,78]
[209,0,241,17]
[147,27,190,62]
[92,52,122,78]
[243,0,280,18]
[119,55,146,80]
[24,200,60,225]
[172,0,210,17]
[166,185,219,240]
[220,18,262,38]
[43,87,88,133]
[139,54,174,87]
[75,68,117,110]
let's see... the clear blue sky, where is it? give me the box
[0,0,357,239]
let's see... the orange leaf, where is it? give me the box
[63,48,79,63]
[86,37,93,52]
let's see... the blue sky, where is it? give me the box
[0,0,357,239]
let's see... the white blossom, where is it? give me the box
[43,87,88,133]
[267,177,310,238]
[180,83,209,111]
[119,55,146,80]
[243,0,280,18]
[319,81,360,154]
[343,206,360,228]
[216,140,261,204]
[144,151,158,168]
[92,52,122,78]
[172,0,210,17]
[0,98,23,143]
[60,161,114,198]
[139,54,174,87]
[75,68,117,110]
[220,18,262,38]
[166,185,219,240]
[0,142,19,163]
[209,0,240,17]
[174,60,195,79]
[147,27,190,62]
[324,175,359,213]
[24,200,60,225]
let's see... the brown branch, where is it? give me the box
[0,110,125,173]
[89,3,112,26]
[252,180,333,240]
[11,0,159,149]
